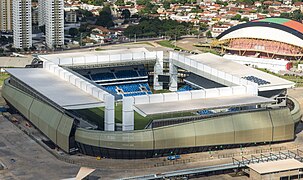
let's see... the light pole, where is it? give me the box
[174,34,177,48]
[80,33,83,47]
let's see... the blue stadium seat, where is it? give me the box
[140,83,151,91]
[115,70,138,79]
[228,107,240,112]
[103,85,117,93]
[118,83,141,92]
[91,72,115,81]
[177,85,193,92]
[198,110,214,115]
[138,69,147,76]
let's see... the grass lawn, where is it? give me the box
[114,103,151,130]
[0,73,10,86]
[76,102,197,130]
[95,48,105,51]
[133,42,155,47]
[152,89,172,94]
[157,40,175,49]
[193,45,221,55]
[76,107,105,130]
[157,40,185,50]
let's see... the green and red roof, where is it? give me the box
[254,18,303,34]
[217,17,303,41]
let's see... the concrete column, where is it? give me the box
[104,94,115,131]
[169,54,178,91]
[153,51,164,90]
[122,97,134,131]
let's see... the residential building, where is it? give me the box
[0,0,12,32]
[45,0,64,49]
[13,0,32,48]
[38,0,45,26]
[65,10,77,23]
[32,6,39,25]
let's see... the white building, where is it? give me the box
[13,0,32,49]
[65,11,77,23]
[223,54,292,73]
[45,0,64,49]
[211,25,231,38]
[0,0,12,32]
[38,0,45,26]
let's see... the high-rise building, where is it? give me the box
[13,0,32,49]
[32,7,39,25]
[38,0,45,26]
[0,0,13,32]
[45,0,64,49]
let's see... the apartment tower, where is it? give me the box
[13,0,32,48]
[0,0,13,32]
[38,0,45,26]
[45,0,64,49]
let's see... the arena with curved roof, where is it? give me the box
[217,17,303,60]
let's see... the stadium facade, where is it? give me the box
[2,48,302,159]
[217,18,303,61]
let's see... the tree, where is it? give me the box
[240,17,249,22]
[231,14,241,20]
[206,30,212,38]
[199,23,208,32]
[123,18,194,39]
[163,1,170,9]
[95,6,114,28]
[79,24,89,32]
[115,0,125,6]
[121,9,131,19]
[69,28,79,37]
[81,0,104,6]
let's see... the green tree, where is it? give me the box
[206,30,212,38]
[163,1,170,9]
[231,14,241,20]
[115,0,125,6]
[121,9,131,19]
[95,6,114,28]
[79,24,89,32]
[240,17,249,22]
[69,28,79,37]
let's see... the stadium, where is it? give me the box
[217,17,303,61]
[2,48,302,159]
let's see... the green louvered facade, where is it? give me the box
[2,80,74,152]
[2,78,302,159]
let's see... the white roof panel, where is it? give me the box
[6,68,104,110]
[134,95,275,116]
[188,53,295,91]
[247,159,303,174]
[38,48,152,66]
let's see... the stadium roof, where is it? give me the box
[6,68,104,110]
[37,48,157,66]
[247,159,303,174]
[188,53,295,91]
[217,17,303,47]
[255,18,303,34]
[133,95,275,116]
